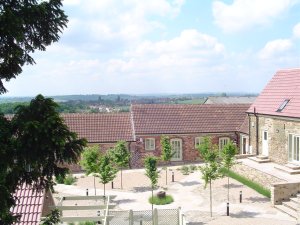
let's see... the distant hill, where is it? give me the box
[0,93,258,103]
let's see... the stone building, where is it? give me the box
[247,68,300,165]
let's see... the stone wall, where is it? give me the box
[232,163,284,189]
[271,182,300,205]
[132,133,240,168]
[249,114,300,165]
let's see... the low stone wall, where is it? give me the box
[271,182,300,205]
[232,163,284,189]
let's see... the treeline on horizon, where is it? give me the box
[0,93,257,114]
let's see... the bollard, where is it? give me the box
[111,181,114,189]
[172,171,174,182]
[240,191,242,203]
[227,202,229,216]
[86,189,89,196]
[97,210,101,224]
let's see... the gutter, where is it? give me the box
[254,107,259,155]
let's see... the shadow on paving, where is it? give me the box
[178,181,201,186]
[114,198,136,204]
[230,210,260,218]
[131,186,152,192]
[245,196,269,203]
[222,183,243,189]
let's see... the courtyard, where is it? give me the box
[53,160,299,225]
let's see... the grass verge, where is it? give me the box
[221,168,271,198]
[149,195,174,205]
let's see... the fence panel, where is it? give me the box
[157,208,179,225]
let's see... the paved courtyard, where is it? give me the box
[54,161,300,224]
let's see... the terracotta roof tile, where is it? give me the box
[11,184,44,225]
[131,104,250,134]
[62,113,134,142]
[247,68,300,118]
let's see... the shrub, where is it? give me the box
[189,165,197,172]
[149,195,174,205]
[55,174,65,184]
[180,166,189,175]
[78,222,96,225]
[64,174,77,185]
[55,173,77,185]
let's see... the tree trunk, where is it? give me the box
[165,166,168,185]
[152,188,154,224]
[94,176,96,196]
[121,168,123,189]
[210,179,212,217]
[104,183,106,197]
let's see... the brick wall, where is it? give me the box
[249,114,300,164]
[131,133,239,168]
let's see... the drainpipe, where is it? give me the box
[254,107,259,155]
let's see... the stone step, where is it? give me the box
[290,197,300,204]
[256,155,269,160]
[282,200,300,211]
[274,164,300,175]
[285,163,300,170]
[275,204,299,219]
[248,156,271,163]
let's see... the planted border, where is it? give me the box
[221,168,271,198]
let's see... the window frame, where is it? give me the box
[219,137,230,151]
[195,137,204,148]
[145,138,155,151]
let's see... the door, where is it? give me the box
[262,131,268,156]
[170,139,182,161]
[240,136,248,154]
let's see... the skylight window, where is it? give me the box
[276,99,290,112]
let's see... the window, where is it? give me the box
[219,137,230,151]
[171,139,182,161]
[277,99,290,112]
[145,138,155,151]
[288,134,300,162]
[195,137,203,148]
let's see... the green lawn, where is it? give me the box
[222,168,271,198]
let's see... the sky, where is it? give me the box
[3,0,300,96]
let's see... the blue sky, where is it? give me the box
[3,0,300,96]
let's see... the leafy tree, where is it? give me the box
[197,136,222,217]
[144,156,159,212]
[98,154,117,197]
[80,146,101,196]
[109,141,130,189]
[0,0,68,94]
[0,95,86,223]
[221,141,237,203]
[160,135,172,185]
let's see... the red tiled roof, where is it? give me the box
[62,113,134,142]
[131,104,250,135]
[11,184,44,225]
[247,68,300,118]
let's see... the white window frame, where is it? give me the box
[219,137,230,151]
[288,134,300,163]
[195,137,204,148]
[145,138,155,151]
[170,138,183,161]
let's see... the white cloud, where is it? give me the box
[63,0,81,6]
[258,39,293,59]
[293,22,300,38]
[213,0,299,32]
